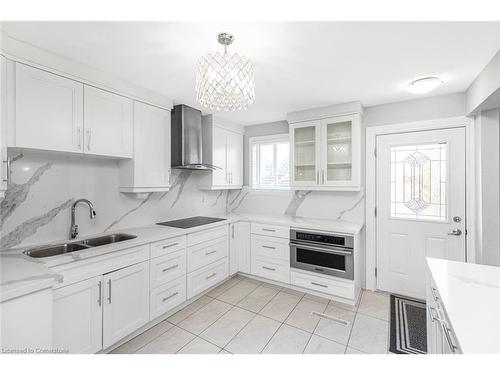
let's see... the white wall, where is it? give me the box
[475,109,500,266]
[466,50,500,115]
[363,93,466,127]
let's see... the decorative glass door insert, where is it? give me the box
[294,126,316,183]
[325,120,352,181]
[390,143,447,221]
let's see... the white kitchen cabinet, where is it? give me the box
[119,101,171,193]
[0,288,53,352]
[83,85,133,158]
[238,221,251,274]
[53,276,103,354]
[289,112,361,191]
[229,222,239,275]
[0,56,8,198]
[13,62,84,153]
[102,261,149,349]
[200,115,243,189]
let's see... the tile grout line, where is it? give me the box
[259,292,306,354]
[301,298,329,354]
[344,289,362,353]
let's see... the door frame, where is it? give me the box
[365,116,475,291]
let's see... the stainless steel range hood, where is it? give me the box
[171,104,215,170]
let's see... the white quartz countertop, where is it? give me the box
[0,255,62,303]
[426,257,500,353]
[0,213,363,302]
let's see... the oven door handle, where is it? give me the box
[289,242,353,255]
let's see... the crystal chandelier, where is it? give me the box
[195,33,255,111]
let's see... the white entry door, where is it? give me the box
[376,127,466,299]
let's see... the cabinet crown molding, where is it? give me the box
[287,101,363,124]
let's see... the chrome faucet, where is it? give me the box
[70,199,97,239]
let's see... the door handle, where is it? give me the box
[86,129,91,151]
[107,279,112,304]
[447,229,462,236]
[97,281,102,306]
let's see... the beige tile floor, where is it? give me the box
[111,275,390,354]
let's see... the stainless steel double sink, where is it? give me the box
[23,233,137,258]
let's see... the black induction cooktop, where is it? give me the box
[156,216,226,229]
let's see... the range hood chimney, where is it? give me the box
[171,104,215,170]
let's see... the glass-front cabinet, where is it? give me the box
[290,113,360,190]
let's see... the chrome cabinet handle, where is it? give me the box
[97,281,102,306]
[322,170,325,184]
[162,242,179,249]
[86,129,91,151]
[107,279,112,304]
[262,228,276,232]
[205,250,217,255]
[262,266,276,271]
[439,321,458,352]
[232,225,235,238]
[447,229,462,236]
[262,245,276,250]
[162,292,179,302]
[77,128,82,150]
[427,306,438,322]
[316,170,319,184]
[162,264,179,273]
[311,281,328,288]
[206,272,217,280]
[2,157,11,185]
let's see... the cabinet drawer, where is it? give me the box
[251,222,289,239]
[150,249,186,288]
[187,258,228,299]
[251,234,289,260]
[150,235,186,258]
[150,276,186,320]
[251,256,290,283]
[290,270,354,300]
[187,237,228,273]
[187,225,228,246]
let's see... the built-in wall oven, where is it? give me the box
[290,228,354,280]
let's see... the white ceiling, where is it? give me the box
[2,22,500,125]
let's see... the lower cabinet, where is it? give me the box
[238,221,251,273]
[52,261,150,353]
[229,222,239,275]
[187,257,228,299]
[102,261,150,349]
[53,275,103,354]
[150,275,186,320]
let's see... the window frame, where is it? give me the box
[248,134,291,193]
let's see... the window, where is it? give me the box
[390,143,447,221]
[250,135,290,190]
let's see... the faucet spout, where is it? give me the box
[70,199,97,239]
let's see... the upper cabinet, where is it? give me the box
[288,103,362,191]
[83,86,133,158]
[199,115,243,190]
[14,63,84,153]
[119,101,171,193]
[8,62,136,159]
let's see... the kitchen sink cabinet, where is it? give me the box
[102,261,150,349]
[119,101,171,193]
[53,275,103,354]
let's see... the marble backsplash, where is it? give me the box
[0,151,364,249]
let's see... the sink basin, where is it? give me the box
[25,243,91,258]
[80,233,137,247]
[23,233,137,258]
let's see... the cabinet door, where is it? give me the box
[290,120,321,187]
[0,56,7,195]
[53,276,103,354]
[15,63,84,152]
[83,86,133,158]
[238,221,251,273]
[320,114,360,189]
[229,223,239,275]
[102,261,149,349]
[212,126,228,186]
[227,131,243,186]
[132,101,171,188]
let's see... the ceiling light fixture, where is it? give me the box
[195,32,255,111]
[407,77,443,94]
